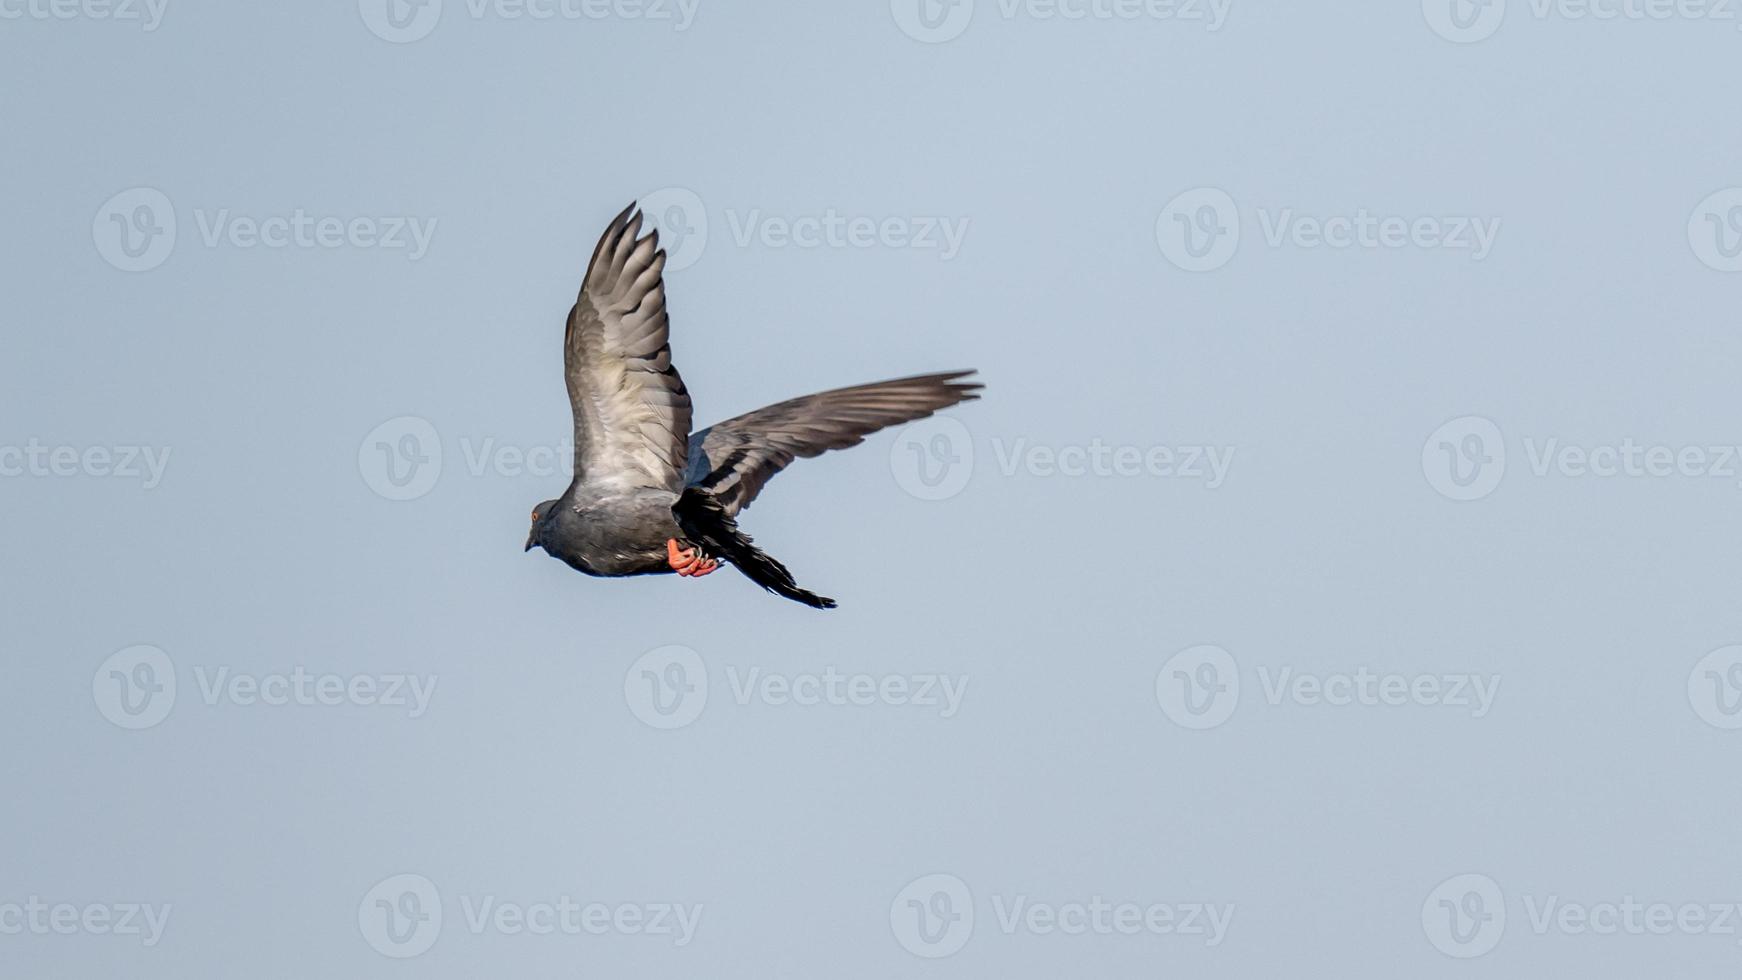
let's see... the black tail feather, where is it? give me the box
[672,488,838,610]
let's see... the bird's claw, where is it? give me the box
[667,538,719,577]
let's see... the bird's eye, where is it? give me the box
[532,511,540,521]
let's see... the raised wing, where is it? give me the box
[565,204,692,492]
[684,371,981,515]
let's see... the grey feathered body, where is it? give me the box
[543,485,682,577]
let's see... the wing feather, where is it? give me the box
[565,204,692,491]
[685,371,981,515]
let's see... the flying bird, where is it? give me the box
[524,204,981,608]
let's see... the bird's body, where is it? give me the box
[537,485,680,578]
[525,203,981,608]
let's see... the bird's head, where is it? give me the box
[525,499,560,553]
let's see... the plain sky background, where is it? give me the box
[6,0,1742,975]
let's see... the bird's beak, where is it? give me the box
[524,536,535,553]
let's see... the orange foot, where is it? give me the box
[666,538,719,577]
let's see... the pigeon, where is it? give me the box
[524,204,982,608]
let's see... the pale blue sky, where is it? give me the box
[5,1,1742,976]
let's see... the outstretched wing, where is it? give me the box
[684,371,981,515]
[565,204,692,492]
